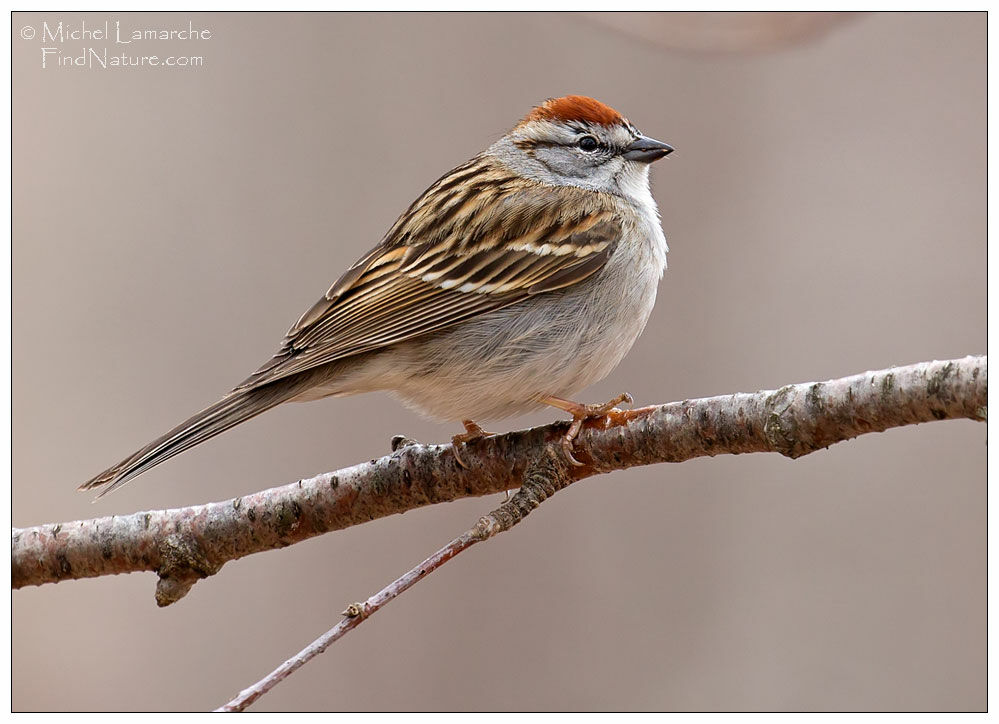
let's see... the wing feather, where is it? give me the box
[239,157,625,391]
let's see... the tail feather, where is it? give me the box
[80,380,305,498]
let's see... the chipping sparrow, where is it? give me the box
[82,95,673,497]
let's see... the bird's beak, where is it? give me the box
[623,135,674,163]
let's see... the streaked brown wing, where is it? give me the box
[239,160,623,391]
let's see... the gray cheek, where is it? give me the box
[604,157,626,180]
[584,159,625,194]
[532,147,580,178]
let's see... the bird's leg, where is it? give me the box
[540,393,634,466]
[451,419,496,469]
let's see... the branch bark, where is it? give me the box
[12,356,986,605]
[217,446,573,712]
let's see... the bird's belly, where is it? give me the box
[381,242,664,422]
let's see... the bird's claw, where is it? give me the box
[451,419,494,469]
[561,433,584,466]
[547,392,634,467]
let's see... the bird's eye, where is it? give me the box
[577,135,600,152]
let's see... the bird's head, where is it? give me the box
[491,95,673,201]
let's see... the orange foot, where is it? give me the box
[451,419,496,469]
[541,393,634,466]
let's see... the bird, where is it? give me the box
[81,95,673,497]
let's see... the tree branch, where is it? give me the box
[12,356,986,605]
[217,446,573,712]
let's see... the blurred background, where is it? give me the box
[12,12,985,712]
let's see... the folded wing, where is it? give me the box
[240,159,624,391]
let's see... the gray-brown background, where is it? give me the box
[12,12,985,712]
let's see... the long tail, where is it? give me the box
[80,379,307,498]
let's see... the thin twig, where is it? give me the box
[216,448,572,712]
[12,356,987,605]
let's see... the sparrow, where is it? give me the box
[81,95,673,497]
